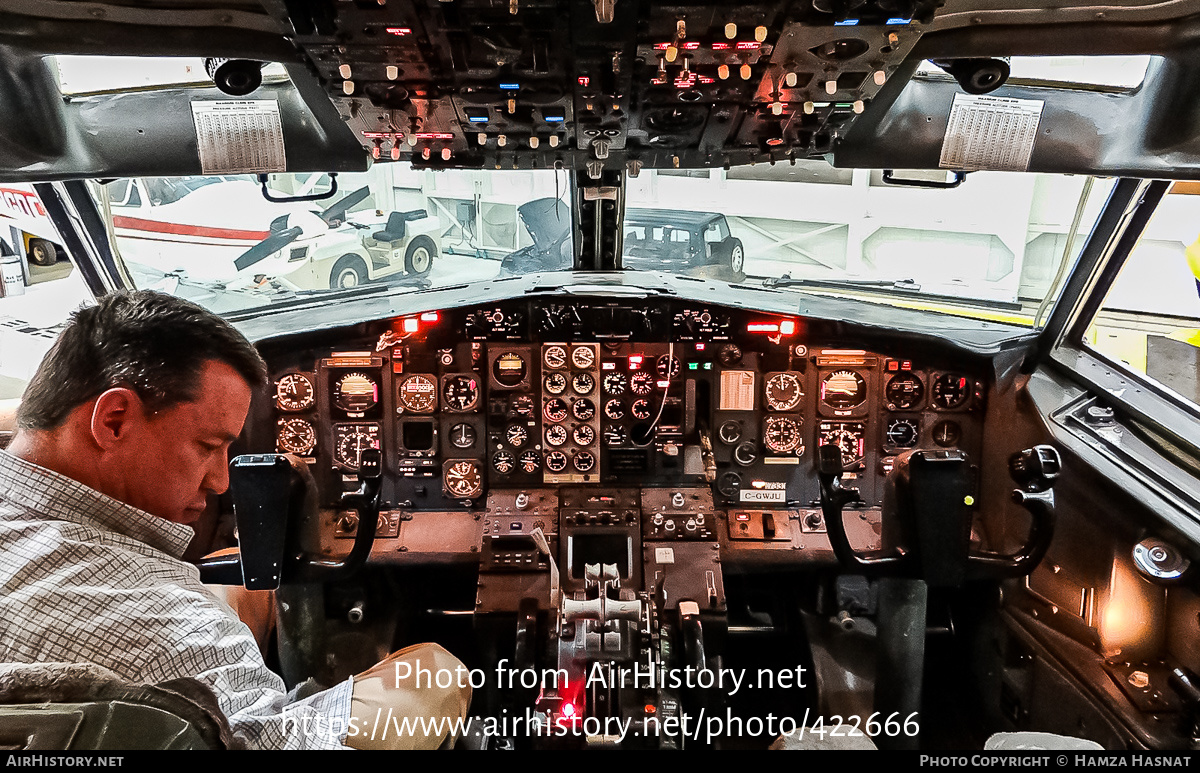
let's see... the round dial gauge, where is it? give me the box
[443,375,480,412]
[932,373,971,410]
[505,424,529,448]
[631,399,652,420]
[493,352,527,387]
[444,460,483,498]
[733,441,757,466]
[765,373,804,412]
[932,420,961,447]
[819,422,866,468]
[764,416,803,454]
[277,418,316,455]
[544,345,567,369]
[544,398,569,423]
[630,372,654,396]
[275,373,315,412]
[604,399,625,420]
[572,372,595,394]
[885,373,925,410]
[571,346,596,370]
[511,395,535,417]
[397,374,436,414]
[449,422,477,449]
[572,398,596,421]
[519,450,542,474]
[886,418,919,448]
[492,450,516,475]
[603,373,627,396]
[333,424,380,471]
[573,450,596,472]
[603,425,627,446]
[544,372,568,395]
[545,451,568,472]
[545,424,569,447]
[335,372,379,414]
[573,425,596,446]
[656,354,681,380]
[718,420,742,445]
[717,472,742,499]
[820,370,867,411]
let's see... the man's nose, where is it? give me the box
[205,453,231,494]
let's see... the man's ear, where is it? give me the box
[90,387,142,450]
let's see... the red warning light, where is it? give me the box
[736,41,760,50]
[577,76,590,87]
[562,702,577,718]
[385,27,412,35]
[402,318,419,333]
[779,319,796,335]
[711,42,730,50]
[420,312,439,322]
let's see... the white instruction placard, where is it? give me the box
[719,370,756,411]
[938,93,1044,172]
[191,100,286,174]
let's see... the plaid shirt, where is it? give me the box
[0,450,352,749]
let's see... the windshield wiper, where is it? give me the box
[760,275,923,293]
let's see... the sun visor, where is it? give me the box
[835,53,1200,178]
[0,52,368,183]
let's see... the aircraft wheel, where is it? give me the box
[330,254,368,289]
[404,236,436,276]
[28,239,57,266]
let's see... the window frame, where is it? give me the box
[1046,179,1200,439]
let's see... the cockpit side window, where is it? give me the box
[1083,184,1200,411]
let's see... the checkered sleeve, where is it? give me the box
[140,591,354,750]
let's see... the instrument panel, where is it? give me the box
[256,299,987,514]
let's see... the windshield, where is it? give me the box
[89,162,1113,325]
[625,165,1115,325]
[89,167,574,313]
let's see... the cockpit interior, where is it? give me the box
[3,0,1200,752]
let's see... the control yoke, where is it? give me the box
[197,451,383,589]
[816,444,1060,584]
